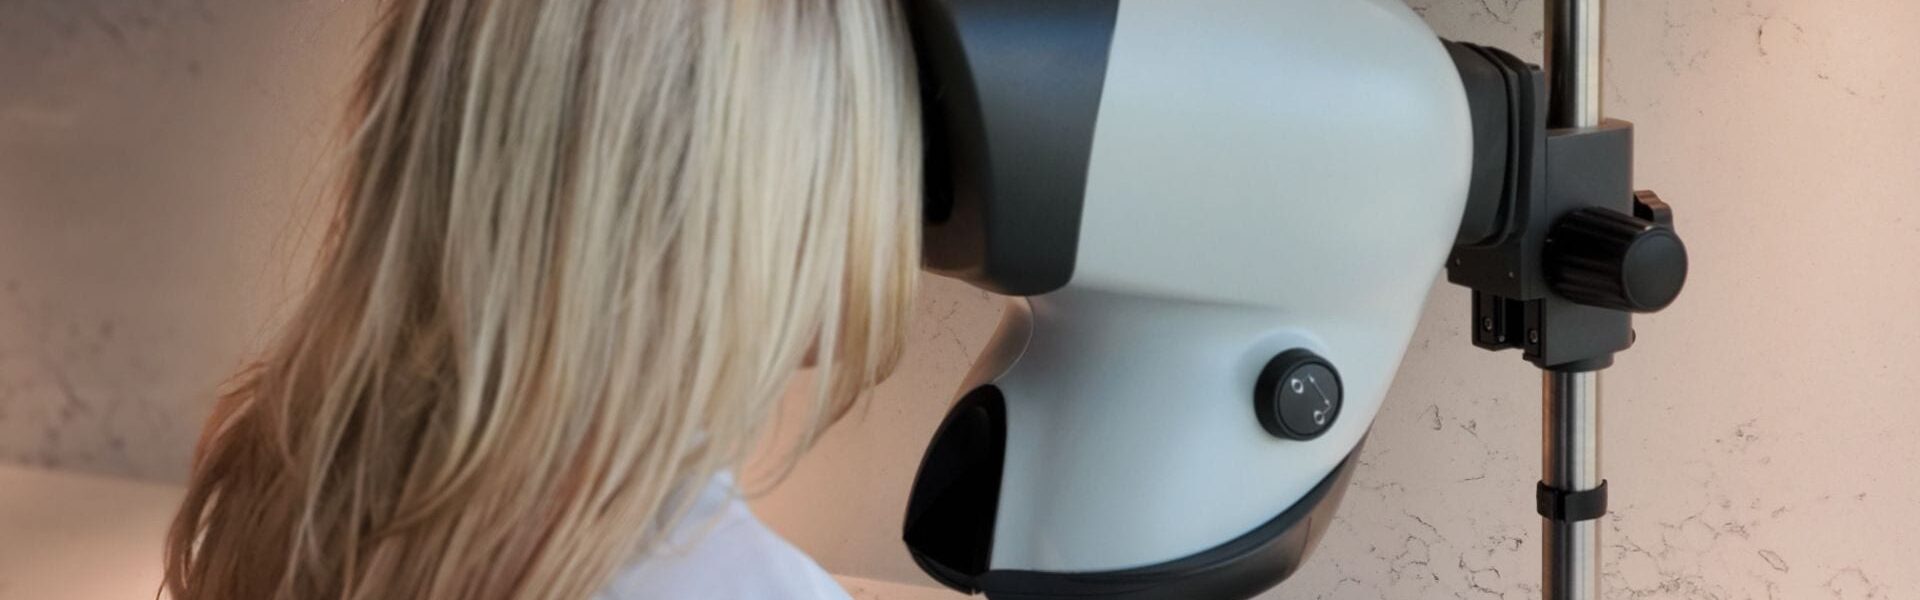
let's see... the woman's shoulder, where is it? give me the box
[595,474,851,600]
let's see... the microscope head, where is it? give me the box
[905,1,1474,598]
[915,0,1470,313]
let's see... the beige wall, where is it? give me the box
[3,1,1917,599]
[0,0,370,479]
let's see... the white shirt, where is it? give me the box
[595,473,852,600]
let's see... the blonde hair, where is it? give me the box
[163,1,920,598]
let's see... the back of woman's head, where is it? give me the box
[164,1,920,598]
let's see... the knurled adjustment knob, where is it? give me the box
[1545,206,1689,312]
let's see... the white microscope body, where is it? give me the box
[902,1,1474,598]
[986,0,1469,572]
[903,0,1689,596]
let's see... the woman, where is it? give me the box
[163,0,920,598]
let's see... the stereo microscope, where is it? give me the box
[898,1,1689,599]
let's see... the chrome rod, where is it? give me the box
[1543,2,1606,598]
[1543,370,1601,600]
[1546,0,1603,128]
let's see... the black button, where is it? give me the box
[1254,350,1343,440]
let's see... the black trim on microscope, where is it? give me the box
[904,385,1009,593]
[904,393,1366,600]
[973,445,1363,600]
[907,0,1120,296]
[1445,40,1529,248]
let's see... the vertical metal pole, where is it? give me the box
[1546,0,1603,129]
[1543,371,1601,600]
[1545,2,1604,599]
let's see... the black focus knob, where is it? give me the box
[1254,350,1343,441]
[1545,205,1689,312]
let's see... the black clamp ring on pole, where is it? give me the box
[1536,480,1609,522]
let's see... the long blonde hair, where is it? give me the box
[163,1,920,598]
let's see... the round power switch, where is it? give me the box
[1254,350,1343,440]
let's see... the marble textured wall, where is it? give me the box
[0,0,371,479]
[4,1,1918,599]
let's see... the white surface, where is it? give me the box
[979,0,1471,571]
[597,473,849,600]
